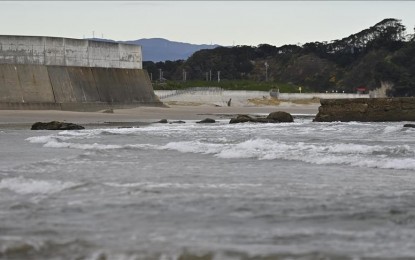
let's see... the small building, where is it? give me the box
[356,86,367,94]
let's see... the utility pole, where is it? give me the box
[265,62,269,82]
[183,69,187,82]
[159,69,162,81]
[217,71,220,83]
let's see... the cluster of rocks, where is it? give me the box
[156,119,186,124]
[230,111,293,124]
[31,121,85,130]
[154,111,294,125]
[30,99,415,130]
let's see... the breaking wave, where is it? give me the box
[160,139,415,170]
[0,177,79,195]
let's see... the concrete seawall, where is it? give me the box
[314,98,415,122]
[0,64,161,111]
[0,35,162,110]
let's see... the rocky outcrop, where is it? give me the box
[31,121,85,130]
[230,111,294,124]
[197,118,216,124]
[266,111,294,122]
[314,98,415,122]
[404,124,415,128]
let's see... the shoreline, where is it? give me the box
[0,103,320,129]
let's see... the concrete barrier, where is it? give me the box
[0,35,160,110]
[0,64,162,111]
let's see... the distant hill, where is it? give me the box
[123,38,220,62]
[143,18,415,97]
[87,37,221,62]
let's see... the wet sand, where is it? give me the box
[0,102,320,129]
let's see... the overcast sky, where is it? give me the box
[2,1,415,47]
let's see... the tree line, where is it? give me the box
[144,18,415,96]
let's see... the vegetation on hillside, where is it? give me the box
[144,18,415,96]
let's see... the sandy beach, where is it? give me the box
[0,102,320,129]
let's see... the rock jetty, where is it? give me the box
[314,98,415,122]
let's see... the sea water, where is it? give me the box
[1,119,415,259]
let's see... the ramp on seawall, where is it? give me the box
[0,64,162,111]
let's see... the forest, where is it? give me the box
[143,18,415,96]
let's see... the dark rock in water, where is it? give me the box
[169,120,186,124]
[229,115,255,124]
[31,121,85,130]
[196,118,216,124]
[229,112,294,124]
[157,119,168,123]
[267,111,294,122]
[403,124,415,128]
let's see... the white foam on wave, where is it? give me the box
[161,141,224,154]
[26,134,158,151]
[160,138,415,170]
[26,135,122,150]
[383,125,403,134]
[0,177,78,195]
[26,135,61,144]
[104,181,262,189]
[43,141,122,150]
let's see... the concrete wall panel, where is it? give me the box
[88,41,120,68]
[92,68,127,103]
[67,67,101,102]
[128,69,159,102]
[0,36,45,65]
[16,65,55,102]
[119,44,142,69]
[44,37,66,66]
[64,38,89,67]
[48,66,77,103]
[0,64,23,102]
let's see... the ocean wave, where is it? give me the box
[383,125,404,134]
[26,134,159,151]
[0,237,94,259]
[104,181,262,189]
[160,139,415,170]
[0,177,79,195]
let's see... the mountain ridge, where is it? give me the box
[124,38,220,62]
[87,37,221,62]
